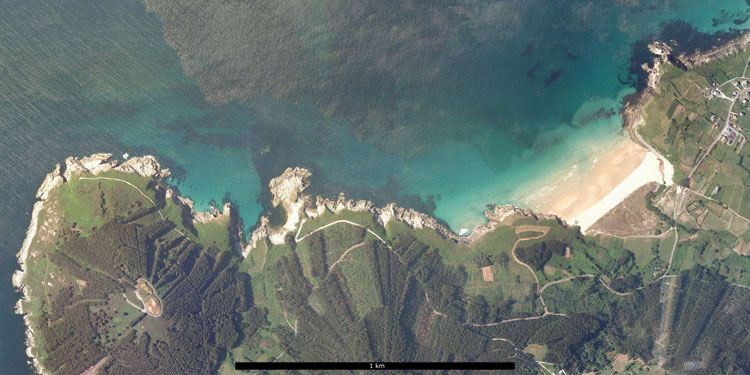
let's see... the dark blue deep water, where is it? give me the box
[1,0,750,372]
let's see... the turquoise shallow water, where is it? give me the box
[1,0,750,373]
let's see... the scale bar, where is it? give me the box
[235,362,515,371]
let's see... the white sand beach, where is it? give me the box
[532,138,673,232]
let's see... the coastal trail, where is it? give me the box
[295,218,387,244]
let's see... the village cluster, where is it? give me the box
[709,80,748,151]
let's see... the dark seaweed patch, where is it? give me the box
[521,41,537,56]
[544,69,562,87]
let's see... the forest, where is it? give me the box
[270,233,542,373]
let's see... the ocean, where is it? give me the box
[1,0,749,372]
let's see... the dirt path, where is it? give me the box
[586,227,674,239]
[472,226,567,327]
[515,225,550,235]
[80,356,108,375]
[328,242,364,272]
[598,278,634,297]
[282,309,297,335]
[510,227,550,292]
[538,274,595,294]
[472,226,636,327]
[79,176,162,219]
[122,293,146,314]
[135,278,162,317]
[296,218,450,317]
[686,187,750,224]
[470,274,596,328]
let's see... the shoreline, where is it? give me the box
[244,167,566,258]
[12,200,46,375]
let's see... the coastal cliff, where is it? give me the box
[243,167,564,257]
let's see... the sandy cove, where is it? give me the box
[533,138,673,233]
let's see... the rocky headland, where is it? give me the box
[13,153,233,374]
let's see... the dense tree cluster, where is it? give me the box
[307,231,327,278]
[391,234,467,318]
[42,303,105,374]
[515,239,568,270]
[668,266,729,369]
[472,252,492,267]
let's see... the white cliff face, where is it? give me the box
[61,154,166,180]
[36,164,64,200]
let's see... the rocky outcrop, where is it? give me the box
[193,202,232,224]
[623,33,750,132]
[621,43,669,132]
[248,216,271,250]
[61,153,166,180]
[648,41,672,57]
[62,153,118,180]
[165,187,234,225]
[115,155,169,178]
[269,167,311,207]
